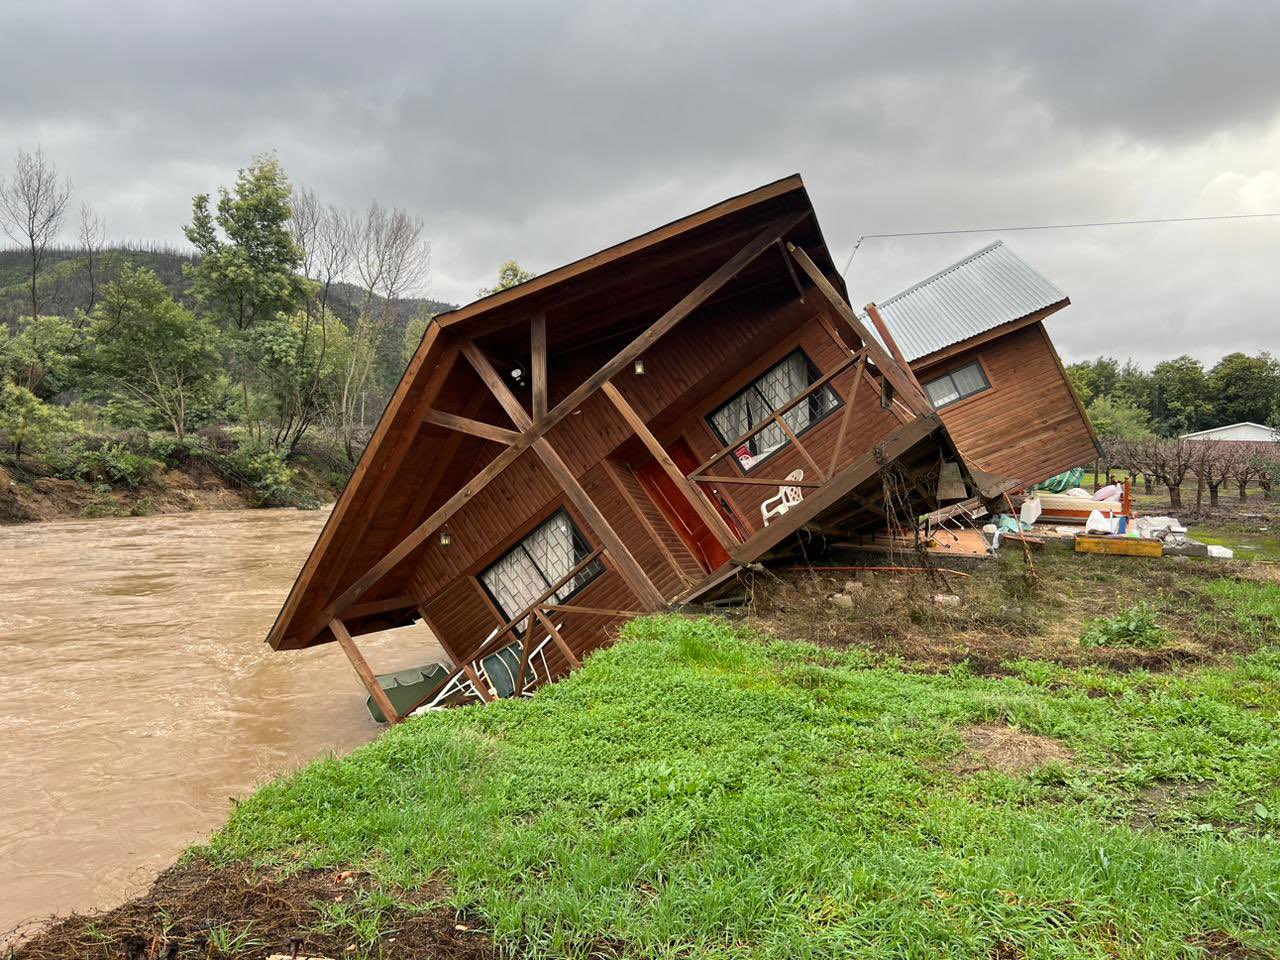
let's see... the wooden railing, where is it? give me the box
[401,546,645,713]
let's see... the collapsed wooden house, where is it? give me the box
[864,240,1100,489]
[266,175,987,721]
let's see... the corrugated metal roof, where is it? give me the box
[865,241,1068,362]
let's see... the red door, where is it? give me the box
[636,439,742,572]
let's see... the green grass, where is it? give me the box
[201,616,1280,959]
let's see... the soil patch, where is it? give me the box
[954,723,1073,775]
[5,860,497,960]
[1128,780,1210,831]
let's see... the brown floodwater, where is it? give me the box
[0,508,442,936]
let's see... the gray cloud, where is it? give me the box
[2,0,1279,364]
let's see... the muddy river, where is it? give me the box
[0,509,442,936]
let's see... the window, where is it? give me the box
[706,350,840,471]
[923,361,990,408]
[479,510,604,622]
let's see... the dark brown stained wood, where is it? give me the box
[535,609,581,668]
[865,302,913,376]
[598,459,695,592]
[321,215,806,622]
[464,663,494,702]
[774,415,824,481]
[331,618,401,724]
[695,475,822,487]
[464,341,667,609]
[786,243,934,417]
[421,409,520,444]
[346,595,415,619]
[601,381,739,550]
[531,311,548,421]
[829,352,868,475]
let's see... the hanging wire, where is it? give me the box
[841,210,1280,278]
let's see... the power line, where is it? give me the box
[841,210,1280,277]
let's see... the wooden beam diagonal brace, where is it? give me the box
[320,212,806,624]
[421,409,521,444]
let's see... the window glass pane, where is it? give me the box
[481,546,547,620]
[925,375,960,407]
[708,350,840,471]
[950,362,989,398]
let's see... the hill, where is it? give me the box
[0,246,456,328]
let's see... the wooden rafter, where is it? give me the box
[786,243,934,417]
[531,311,548,421]
[421,409,520,444]
[462,340,666,609]
[320,214,805,623]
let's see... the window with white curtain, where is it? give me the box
[923,361,991,408]
[706,349,840,471]
[479,510,603,623]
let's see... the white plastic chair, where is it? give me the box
[761,469,805,525]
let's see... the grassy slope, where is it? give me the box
[203,600,1280,958]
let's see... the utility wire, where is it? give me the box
[841,210,1280,277]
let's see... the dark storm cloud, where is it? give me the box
[2,0,1279,364]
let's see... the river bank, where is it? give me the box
[0,508,444,938]
[10,546,1280,958]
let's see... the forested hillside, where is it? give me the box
[0,150,478,522]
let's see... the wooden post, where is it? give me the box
[531,311,548,422]
[601,381,739,549]
[330,618,400,725]
[535,608,581,669]
[829,352,867,475]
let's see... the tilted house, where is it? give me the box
[864,241,1100,489]
[265,175,982,721]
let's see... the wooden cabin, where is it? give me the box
[265,175,980,721]
[864,241,1100,489]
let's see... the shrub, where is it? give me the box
[73,442,162,488]
[1080,603,1166,648]
[218,443,296,506]
[148,434,211,469]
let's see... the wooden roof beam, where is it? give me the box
[421,409,520,444]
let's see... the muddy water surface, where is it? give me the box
[0,509,442,935]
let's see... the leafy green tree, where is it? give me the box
[1150,355,1212,436]
[1207,352,1280,427]
[0,381,71,460]
[1086,396,1152,440]
[90,266,222,439]
[402,308,436,365]
[183,154,305,332]
[3,314,84,398]
[478,260,536,297]
[1113,360,1155,413]
[1066,357,1119,406]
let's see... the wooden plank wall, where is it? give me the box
[920,322,1098,485]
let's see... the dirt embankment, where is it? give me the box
[0,461,252,524]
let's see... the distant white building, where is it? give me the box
[1181,422,1280,442]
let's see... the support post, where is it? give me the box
[535,608,582,669]
[531,311,548,421]
[330,618,400,725]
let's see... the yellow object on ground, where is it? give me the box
[1074,535,1163,558]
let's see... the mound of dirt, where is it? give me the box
[6,860,496,960]
[955,723,1073,775]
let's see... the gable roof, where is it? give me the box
[868,241,1068,363]
[1181,422,1280,440]
[267,174,839,652]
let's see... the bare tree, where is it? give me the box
[0,148,72,321]
[333,201,430,458]
[76,201,107,316]
[1189,438,1230,509]
[1112,435,1197,510]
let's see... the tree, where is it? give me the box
[1207,352,1280,427]
[0,147,72,322]
[0,381,70,461]
[1111,435,1197,510]
[90,266,221,439]
[403,307,436,365]
[183,154,305,332]
[1066,357,1119,406]
[1151,355,1212,436]
[1086,396,1152,441]
[77,201,107,315]
[478,260,535,297]
[4,314,82,398]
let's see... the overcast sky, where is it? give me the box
[2,0,1278,366]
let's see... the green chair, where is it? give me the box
[365,662,450,723]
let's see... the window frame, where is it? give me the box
[922,359,992,410]
[704,348,843,474]
[477,508,603,626]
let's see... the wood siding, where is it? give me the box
[917,322,1098,486]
